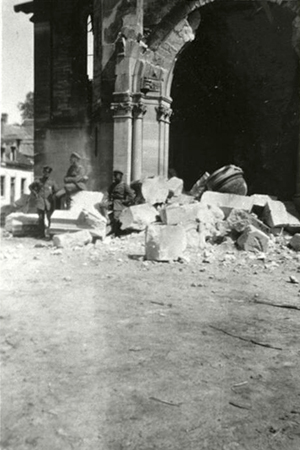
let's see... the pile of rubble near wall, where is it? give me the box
[5,175,300,260]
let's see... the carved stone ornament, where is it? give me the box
[133,102,147,119]
[155,105,173,122]
[111,102,134,115]
[141,77,161,94]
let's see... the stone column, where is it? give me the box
[132,101,147,181]
[156,103,173,178]
[111,94,134,184]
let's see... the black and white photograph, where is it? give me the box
[1,0,300,449]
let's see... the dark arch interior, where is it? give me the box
[170,0,300,198]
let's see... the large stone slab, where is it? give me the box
[53,230,93,248]
[141,176,169,205]
[262,200,289,228]
[145,224,187,261]
[120,204,158,231]
[201,191,253,217]
[49,209,105,238]
[237,225,269,252]
[78,209,107,239]
[5,213,39,236]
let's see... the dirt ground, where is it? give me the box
[1,230,300,450]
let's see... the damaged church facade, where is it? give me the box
[16,0,300,199]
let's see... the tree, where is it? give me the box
[18,91,34,120]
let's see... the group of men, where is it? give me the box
[29,152,135,237]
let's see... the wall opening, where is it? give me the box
[170,0,300,198]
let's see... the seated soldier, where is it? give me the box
[56,152,88,208]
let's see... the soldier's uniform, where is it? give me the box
[29,168,57,236]
[64,164,87,194]
[108,174,135,235]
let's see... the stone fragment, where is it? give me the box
[262,200,289,228]
[190,172,210,199]
[167,177,184,197]
[167,194,195,205]
[70,190,105,215]
[119,204,158,231]
[160,203,200,225]
[78,209,107,239]
[53,230,93,248]
[226,209,270,235]
[237,225,269,252]
[201,191,253,217]
[289,234,300,251]
[141,176,169,205]
[284,202,300,234]
[145,224,187,261]
[250,194,275,215]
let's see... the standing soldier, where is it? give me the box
[29,166,57,237]
[108,170,135,236]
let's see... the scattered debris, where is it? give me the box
[289,275,299,284]
[209,325,282,350]
[141,176,169,205]
[149,396,182,407]
[237,226,269,253]
[229,401,251,411]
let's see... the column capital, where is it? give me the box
[111,102,134,118]
[133,102,147,119]
[156,105,173,123]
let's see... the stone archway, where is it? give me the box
[110,0,300,191]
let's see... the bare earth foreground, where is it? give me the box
[1,231,300,450]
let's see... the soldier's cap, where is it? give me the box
[113,169,123,175]
[43,165,53,173]
[71,152,81,160]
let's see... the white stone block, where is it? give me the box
[237,225,269,252]
[167,177,184,197]
[145,224,187,261]
[262,200,288,228]
[120,204,158,231]
[141,176,169,205]
[53,230,93,248]
[201,191,253,217]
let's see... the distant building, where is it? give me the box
[1,114,34,206]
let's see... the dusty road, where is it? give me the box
[1,232,300,450]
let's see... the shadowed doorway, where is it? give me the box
[169,0,300,198]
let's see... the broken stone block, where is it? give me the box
[53,230,93,248]
[196,204,225,224]
[5,213,39,236]
[160,203,202,225]
[167,176,184,197]
[250,194,275,215]
[70,190,104,215]
[141,176,169,205]
[289,234,300,251]
[283,202,300,234]
[237,225,269,252]
[190,172,210,199]
[201,191,253,217]
[226,209,270,235]
[262,200,288,228]
[145,224,187,261]
[49,210,82,235]
[78,209,107,239]
[167,194,195,205]
[119,204,158,231]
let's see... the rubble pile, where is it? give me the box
[4,173,300,263]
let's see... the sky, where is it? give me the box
[1,0,34,124]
